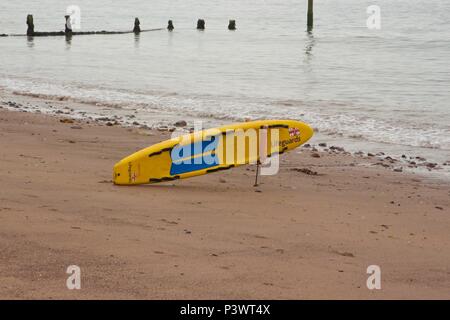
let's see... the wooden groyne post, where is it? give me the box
[197,19,205,30]
[18,14,162,37]
[228,20,236,30]
[26,14,34,36]
[133,18,141,34]
[65,15,72,35]
[307,0,313,30]
[167,20,174,31]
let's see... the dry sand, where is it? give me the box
[0,98,449,299]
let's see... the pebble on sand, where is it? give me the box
[174,120,187,127]
[59,119,74,124]
[290,168,318,176]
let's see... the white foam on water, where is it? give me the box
[1,76,449,152]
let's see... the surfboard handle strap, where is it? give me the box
[262,124,289,129]
[149,176,180,183]
[206,164,234,174]
[148,165,235,183]
[148,147,173,158]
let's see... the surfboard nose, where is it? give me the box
[303,123,314,143]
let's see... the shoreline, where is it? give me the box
[1,89,449,183]
[0,96,449,299]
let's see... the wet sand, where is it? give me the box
[0,97,449,299]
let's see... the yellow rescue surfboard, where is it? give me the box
[113,120,313,185]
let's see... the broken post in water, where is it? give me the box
[197,19,205,30]
[167,20,174,31]
[307,0,313,31]
[27,14,34,36]
[228,20,236,30]
[133,18,141,34]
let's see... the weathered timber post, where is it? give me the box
[307,0,313,31]
[65,15,72,35]
[133,18,141,34]
[228,20,236,30]
[167,20,174,31]
[26,14,34,36]
[197,19,205,30]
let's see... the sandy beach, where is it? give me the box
[0,94,449,299]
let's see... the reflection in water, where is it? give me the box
[305,31,315,57]
[26,36,34,48]
[134,33,140,48]
[303,31,316,73]
[167,29,173,47]
[65,34,72,50]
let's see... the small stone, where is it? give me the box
[339,252,354,258]
[311,153,320,158]
[290,168,318,175]
[97,117,111,121]
[174,120,187,127]
[425,162,437,169]
[157,126,169,132]
[318,143,327,147]
[330,146,345,152]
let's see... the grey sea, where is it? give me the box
[1,0,449,175]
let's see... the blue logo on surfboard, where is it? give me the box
[170,135,220,175]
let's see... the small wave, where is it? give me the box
[1,76,449,152]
